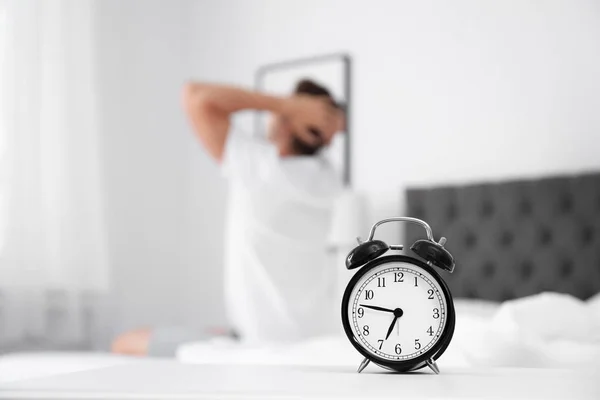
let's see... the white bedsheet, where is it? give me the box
[457,292,600,368]
[177,292,600,370]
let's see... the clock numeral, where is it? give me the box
[377,339,384,350]
[377,277,386,287]
[427,326,434,336]
[395,344,402,355]
[363,325,370,336]
[427,289,435,300]
[365,290,374,300]
[357,307,364,318]
[414,277,418,287]
[414,339,421,350]
[433,308,440,319]
[394,272,404,283]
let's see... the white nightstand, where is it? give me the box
[0,360,597,399]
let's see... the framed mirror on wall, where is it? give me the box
[255,53,352,186]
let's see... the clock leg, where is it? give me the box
[357,357,370,373]
[426,358,440,374]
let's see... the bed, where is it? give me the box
[0,172,599,398]
[173,172,600,374]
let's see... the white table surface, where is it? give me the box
[0,360,598,400]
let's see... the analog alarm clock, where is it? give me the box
[341,217,456,374]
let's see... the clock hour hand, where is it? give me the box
[385,316,398,340]
[359,304,395,313]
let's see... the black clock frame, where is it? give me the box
[341,254,456,373]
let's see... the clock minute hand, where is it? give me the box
[359,304,395,313]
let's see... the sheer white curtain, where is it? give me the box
[0,0,110,351]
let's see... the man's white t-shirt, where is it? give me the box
[222,131,343,343]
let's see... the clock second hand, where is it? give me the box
[385,308,404,340]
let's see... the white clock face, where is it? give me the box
[347,261,447,361]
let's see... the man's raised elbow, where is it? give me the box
[182,82,210,109]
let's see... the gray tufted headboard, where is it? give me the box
[405,172,600,301]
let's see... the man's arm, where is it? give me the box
[182,82,334,162]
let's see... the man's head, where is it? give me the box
[268,79,340,156]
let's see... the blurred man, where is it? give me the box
[112,80,344,355]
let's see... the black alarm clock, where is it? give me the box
[341,217,456,374]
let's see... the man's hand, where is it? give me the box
[111,328,151,356]
[183,82,344,161]
[282,95,342,146]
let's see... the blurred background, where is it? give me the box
[0,0,599,353]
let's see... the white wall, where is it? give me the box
[92,0,600,337]
[94,0,228,336]
[190,0,600,240]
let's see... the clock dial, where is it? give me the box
[347,261,447,361]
